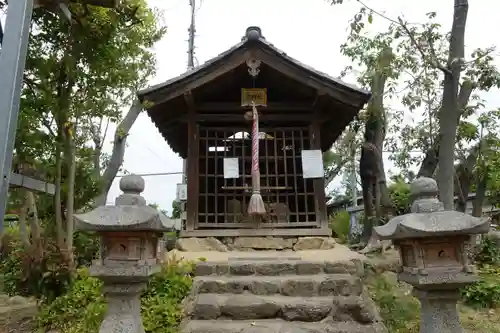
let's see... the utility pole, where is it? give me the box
[177,0,197,224]
[348,142,358,241]
[182,0,196,184]
[187,0,196,71]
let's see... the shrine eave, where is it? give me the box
[137,26,371,109]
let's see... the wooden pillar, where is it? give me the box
[185,92,199,232]
[309,115,328,229]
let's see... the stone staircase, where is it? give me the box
[181,257,387,333]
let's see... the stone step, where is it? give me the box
[193,274,362,297]
[182,319,387,333]
[194,259,363,277]
[189,293,381,323]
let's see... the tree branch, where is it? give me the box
[397,17,451,75]
[93,99,143,206]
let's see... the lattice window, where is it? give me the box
[197,126,316,228]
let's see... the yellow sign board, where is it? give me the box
[241,88,267,107]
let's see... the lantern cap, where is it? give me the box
[74,175,170,232]
[374,177,490,240]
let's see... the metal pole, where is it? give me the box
[182,0,196,186]
[0,0,34,235]
[349,143,357,241]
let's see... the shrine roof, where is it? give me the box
[138,26,370,106]
[137,26,371,158]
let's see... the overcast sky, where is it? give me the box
[103,0,500,214]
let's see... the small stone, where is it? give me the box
[230,262,255,275]
[8,296,28,305]
[192,294,222,319]
[332,295,381,323]
[220,295,280,319]
[318,275,362,296]
[205,237,228,252]
[281,278,317,297]
[293,237,335,251]
[195,262,215,276]
[255,262,295,276]
[281,298,332,322]
[250,279,280,295]
[194,278,245,294]
[176,237,228,252]
[296,261,323,275]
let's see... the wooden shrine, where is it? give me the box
[138,27,370,238]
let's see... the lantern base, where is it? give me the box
[413,289,463,333]
[98,283,147,333]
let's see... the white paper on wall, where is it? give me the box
[223,157,239,179]
[176,183,187,201]
[301,149,324,179]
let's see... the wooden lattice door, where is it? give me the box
[197,126,318,229]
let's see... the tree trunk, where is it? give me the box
[54,136,65,249]
[26,191,42,260]
[417,81,473,179]
[359,47,393,243]
[64,122,76,261]
[455,148,477,212]
[94,99,143,206]
[437,0,468,210]
[472,174,487,217]
[18,190,30,249]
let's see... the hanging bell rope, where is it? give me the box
[247,101,266,216]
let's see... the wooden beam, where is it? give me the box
[142,50,251,105]
[184,90,196,112]
[194,113,312,122]
[196,102,313,112]
[9,173,55,195]
[309,114,328,229]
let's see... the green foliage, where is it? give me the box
[461,265,500,309]
[73,231,101,267]
[367,275,420,333]
[0,226,99,302]
[1,236,73,303]
[37,269,105,333]
[37,259,194,333]
[171,200,182,219]
[388,179,411,215]
[475,236,500,265]
[329,210,351,243]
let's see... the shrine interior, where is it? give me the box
[198,127,316,227]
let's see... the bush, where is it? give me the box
[367,275,420,333]
[329,210,351,243]
[388,181,411,216]
[461,265,500,308]
[38,257,195,333]
[475,235,500,265]
[0,227,100,302]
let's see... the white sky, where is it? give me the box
[104,0,500,214]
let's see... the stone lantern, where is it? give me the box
[74,174,169,333]
[374,177,490,333]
